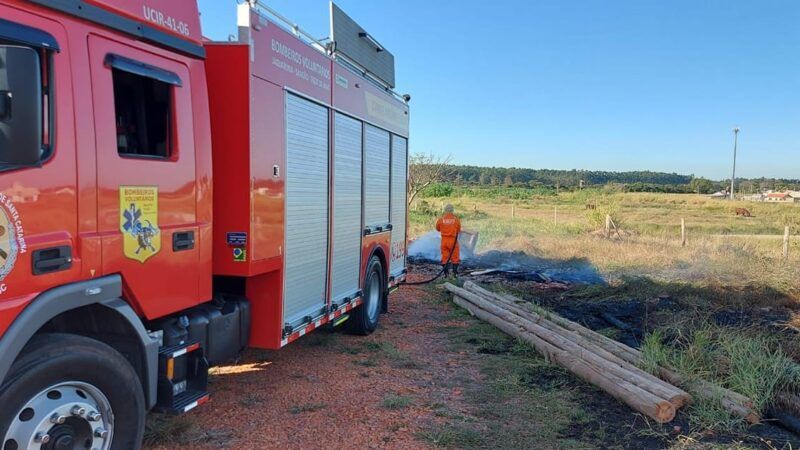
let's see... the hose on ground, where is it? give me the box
[401,237,458,286]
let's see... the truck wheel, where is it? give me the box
[0,333,145,450]
[347,256,385,335]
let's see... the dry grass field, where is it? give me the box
[411,191,800,298]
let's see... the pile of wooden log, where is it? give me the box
[445,282,762,424]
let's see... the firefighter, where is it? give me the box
[436,204,461,277]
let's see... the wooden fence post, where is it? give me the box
[784,226,790,260]
[605,215,611,239]
[473,203,477,213]
[681,219,686,247]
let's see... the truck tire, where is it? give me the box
[347,256,385,335]
[0,333,145,450]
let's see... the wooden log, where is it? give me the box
[452,295,676,423]
[464,282,640,360]
[461,283,689,407]
[446,285,689,408]
[462,282,760,423]
[486,289,758,422]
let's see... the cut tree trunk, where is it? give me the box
[473,287,691,407]
[461,282,760,424]
[452,295,677,423]
[447,284,690,408]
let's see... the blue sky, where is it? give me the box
[198,1,800,180]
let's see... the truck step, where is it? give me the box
[154,341,210,415]
[156,390,210,415]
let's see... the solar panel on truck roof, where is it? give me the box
[330,2,396,88]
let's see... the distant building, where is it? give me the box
[708,191,729,199]
[765,192,796,203]
[742,194,765,202]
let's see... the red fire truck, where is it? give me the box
[0,0,410,447]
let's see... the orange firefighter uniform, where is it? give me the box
[436,212,461,265]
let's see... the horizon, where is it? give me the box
[198,1,800,180]
[438,163,800,184]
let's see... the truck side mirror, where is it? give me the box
[0,46,43,167]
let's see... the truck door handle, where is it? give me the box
[172,231,195,252]
[32,246,72,275]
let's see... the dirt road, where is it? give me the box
[145,281,478,449]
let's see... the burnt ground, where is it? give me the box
[143,258,800,449]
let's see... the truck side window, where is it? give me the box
[112,69,173,158]
[0,34,56,169]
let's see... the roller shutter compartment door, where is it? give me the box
[390,135,408,276]
[330,113,363,303]
[283,94,329,329]
[364,124,391,228]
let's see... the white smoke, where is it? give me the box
[408,231,477,261]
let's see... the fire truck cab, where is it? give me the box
[0,1,409,448]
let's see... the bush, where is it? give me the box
[585,198,621,229]
[422,183,454,198]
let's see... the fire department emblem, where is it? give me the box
[120,186,161,263]
[0,204,19,283]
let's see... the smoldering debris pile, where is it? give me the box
[408,232,603,287]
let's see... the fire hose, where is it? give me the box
[401,235,458,286]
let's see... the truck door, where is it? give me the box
[283,93,329,330]
[390,135,408,277]
[89,36,201,318]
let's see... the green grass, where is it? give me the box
[381,394,413,409]
[640,325,800,430]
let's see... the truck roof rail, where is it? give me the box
[245,0,331,54]
[244,0,409,104]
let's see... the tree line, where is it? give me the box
[435,165,800,194]
[442,166,693,187]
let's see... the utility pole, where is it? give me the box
[730,127,740,200]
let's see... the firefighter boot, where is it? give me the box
[442,264,450,278]
[453,264,459,278]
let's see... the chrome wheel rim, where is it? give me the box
[366,273,381,322]
[3,381,114,450]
